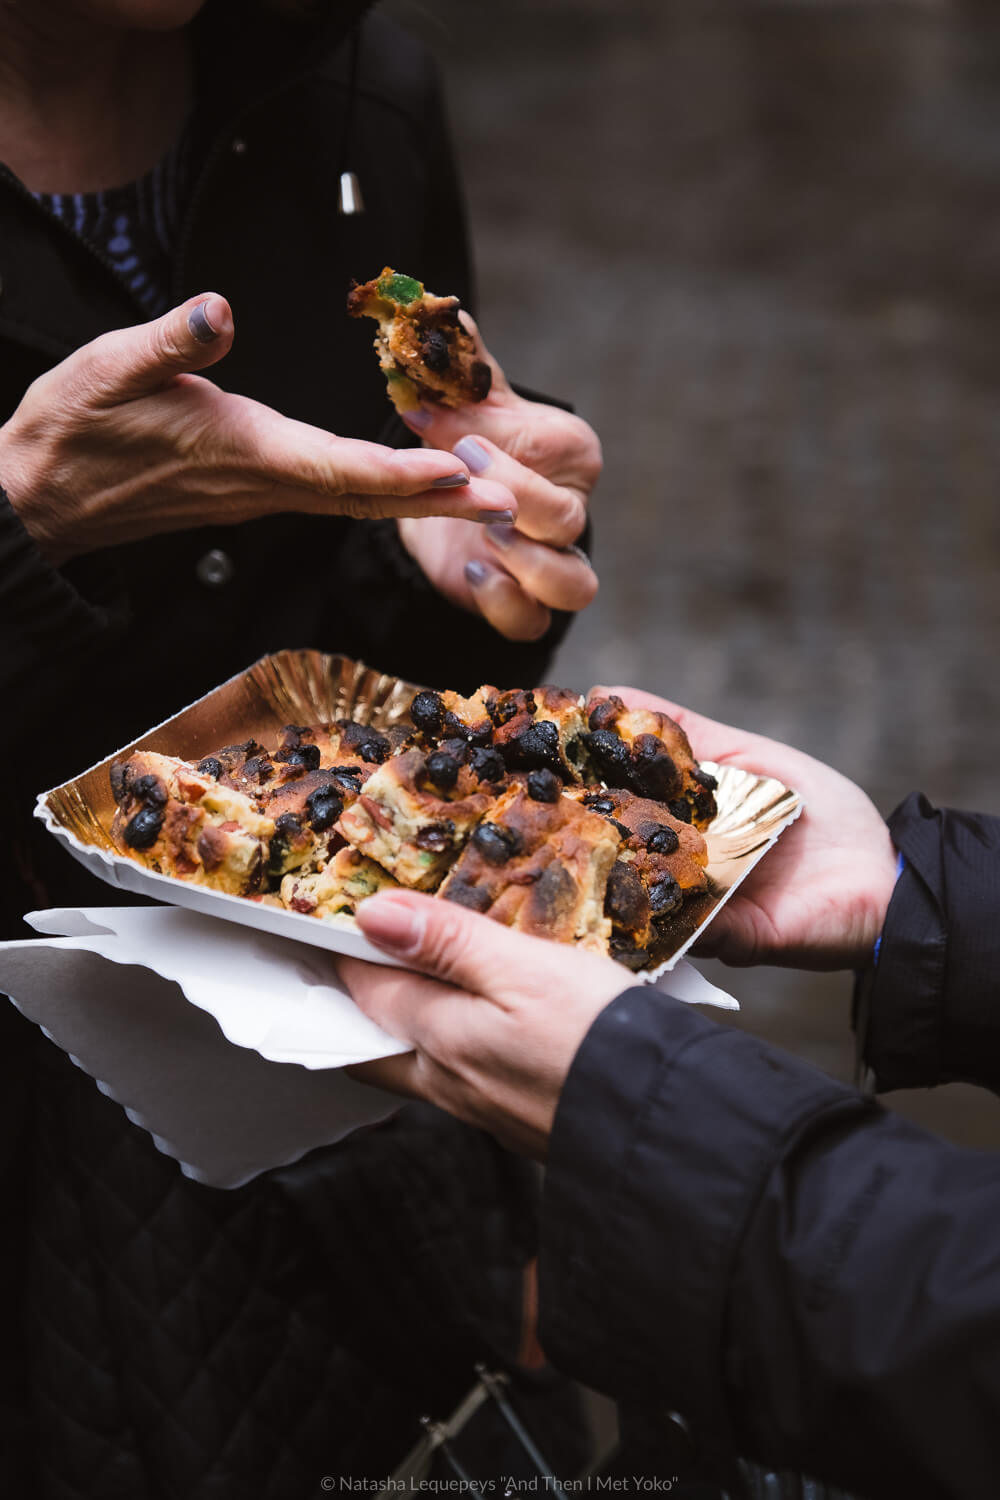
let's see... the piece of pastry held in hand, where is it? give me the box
[347,267,492,414]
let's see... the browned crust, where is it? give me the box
[336,748,494,890]
[438,786,620,950]
[347,267,492,410]
[583,693,718,829]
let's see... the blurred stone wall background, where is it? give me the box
[383,0,1000,1147]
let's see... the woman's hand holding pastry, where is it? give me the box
[396,490,597,641]
[601,688,900,971]
[339,890,627,1159]
[0,295,516,566]
[396,315,601,640]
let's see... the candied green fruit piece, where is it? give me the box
[377,272,424,305]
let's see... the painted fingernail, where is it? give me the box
[188,300,219,343]
[404,407,433,432]
[465,559,492,588]
[477,509,514,526]
[431,472,470,489]
[452,436,491,474]
[564,543,593,567]
[485,521,517,550]
[358,896,423,954]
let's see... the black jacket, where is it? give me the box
[1,6,579,1492]
[0,0,571,933]
[539,792,1000,1500]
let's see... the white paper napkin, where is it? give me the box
[0,906,737,1188]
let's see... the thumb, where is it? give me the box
[354,888,623,1007]
[86,293,235,404]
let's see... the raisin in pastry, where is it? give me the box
[583,694,718,828]
[488,684,589,783]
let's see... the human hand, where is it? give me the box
[602,687,899,971]
[338,890,628,1159]
[0,295,516,566]
[396,511,598,641]
[396,314,601,639]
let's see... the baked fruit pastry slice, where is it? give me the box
[409,684,589,784]
[489,685,590,782]
[110,751,274,896]
[336,747,495,890]
[280,847,399,923]
[259,767,365,879]
[408,687,497,748]
[583,694,718,828]
[438,773,621,953]
[191,721,394,880]
[347,267,492,414]
[197,720,394,800]
[578,786,710,969]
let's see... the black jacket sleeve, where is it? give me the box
[1,487,129,718]
[540,988,1000,1499]
[856,792,1000,1094]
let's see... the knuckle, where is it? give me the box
[75,334,126,399]
[566,566,599,610]
[511,427,551,472]
[150,321,191,371]
[576,427,603,484]
[530,495,584,549]
[337,492,366,518]
[384,451,431,496]
[557,494,587,544]
[502,605,552,642]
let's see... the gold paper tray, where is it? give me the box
[35,649,803,975]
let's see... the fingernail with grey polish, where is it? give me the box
[485,522,516,549]
[431,472,470,489]
[405,407,433,432]
[477,509,514,526]
[452,436,491,474]
[564,543,593,567]
[188,301,218,343]
[465,560,492,588]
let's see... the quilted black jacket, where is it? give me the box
[25,1055,547,1498]
[540,793,1000,1498]
[1,4,582,1491]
